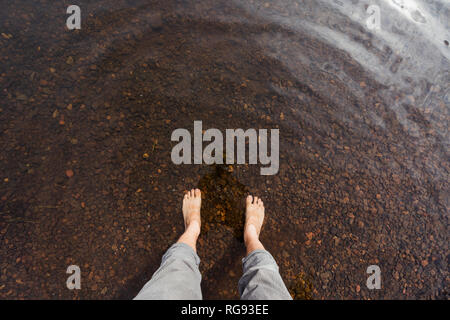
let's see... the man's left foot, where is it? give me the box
[182,188,202,234]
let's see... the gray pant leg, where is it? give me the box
[238,249,292,300]
[134,243,202,300]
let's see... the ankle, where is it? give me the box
[185,220,200,237]
[177,223,200,252]
[244,233,257,246]
[244,224,258,243]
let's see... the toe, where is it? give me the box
[185,191,190,199]
[253,196,258,204]
[190,189,195,197]
[246,195,253,205]
[194,188,201,197]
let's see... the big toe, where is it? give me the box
[246,195,253,206]
[194,188,201,197]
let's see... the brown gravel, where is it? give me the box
[0,0,448,299]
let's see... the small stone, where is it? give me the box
[149,13,163,30]
[66,169,74,178]
[16,94,27,101]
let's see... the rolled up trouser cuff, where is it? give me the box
[242,249,279,273]
[162,242,200,266]
[134,242,202,300]
[239,249,292,300]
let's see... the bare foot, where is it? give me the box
[182,188,201,234]
[244,195,265,253]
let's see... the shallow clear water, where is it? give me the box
[0,0,448,299]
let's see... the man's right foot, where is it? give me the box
[244,195,265,243]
